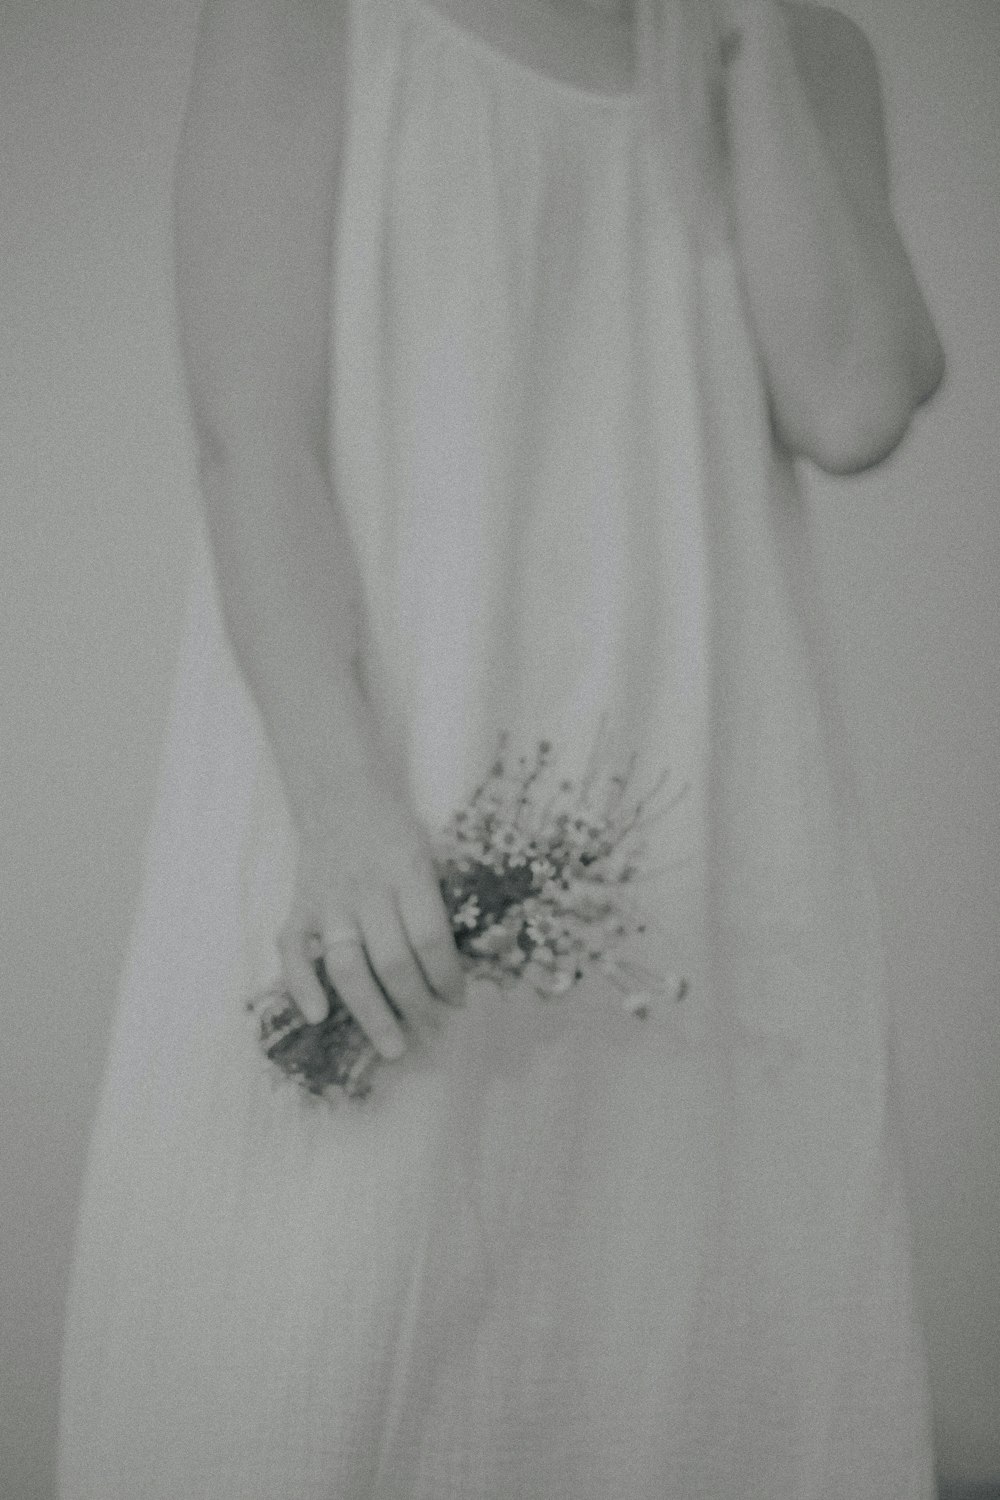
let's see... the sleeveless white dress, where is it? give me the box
[59,0,937,1494]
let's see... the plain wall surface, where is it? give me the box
[2,1,997,1495]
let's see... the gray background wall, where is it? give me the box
[1,0,997,1495]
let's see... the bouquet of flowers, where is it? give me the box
[248,733,689,1102]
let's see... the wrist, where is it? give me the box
[294,699,403,831]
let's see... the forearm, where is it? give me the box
[172,0,378,831]
[199,449,387,833]
[723,3,944,471]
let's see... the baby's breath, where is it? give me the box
[249,729,689,1102]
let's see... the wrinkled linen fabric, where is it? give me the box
[59,0,935,1494]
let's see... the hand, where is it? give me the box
[278,774,466,1060]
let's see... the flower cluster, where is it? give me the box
[249,731,688,1103]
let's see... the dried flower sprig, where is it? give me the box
[248,732,688,1103]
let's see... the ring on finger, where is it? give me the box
[305,927,361,960]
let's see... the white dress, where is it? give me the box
[59,0,937,1494]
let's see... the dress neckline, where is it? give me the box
[409,0,641,106]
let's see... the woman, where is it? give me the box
[59,0,944,1494]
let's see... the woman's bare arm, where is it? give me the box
[174,0,464,1045]
[720,1,945,474]
[174,0,373,815]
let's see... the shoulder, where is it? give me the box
[779,3,891,201]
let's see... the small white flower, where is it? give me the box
[454,897,481,930]
[258,733,687,1103]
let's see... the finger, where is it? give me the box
[321,938,407,1061]
[396,875,467,1004]
[277,920,329,1026]
[357,894,443,1037]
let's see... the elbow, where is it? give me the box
[777,333,946,477]
[189,407,328,496]
[797,393,915,476]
